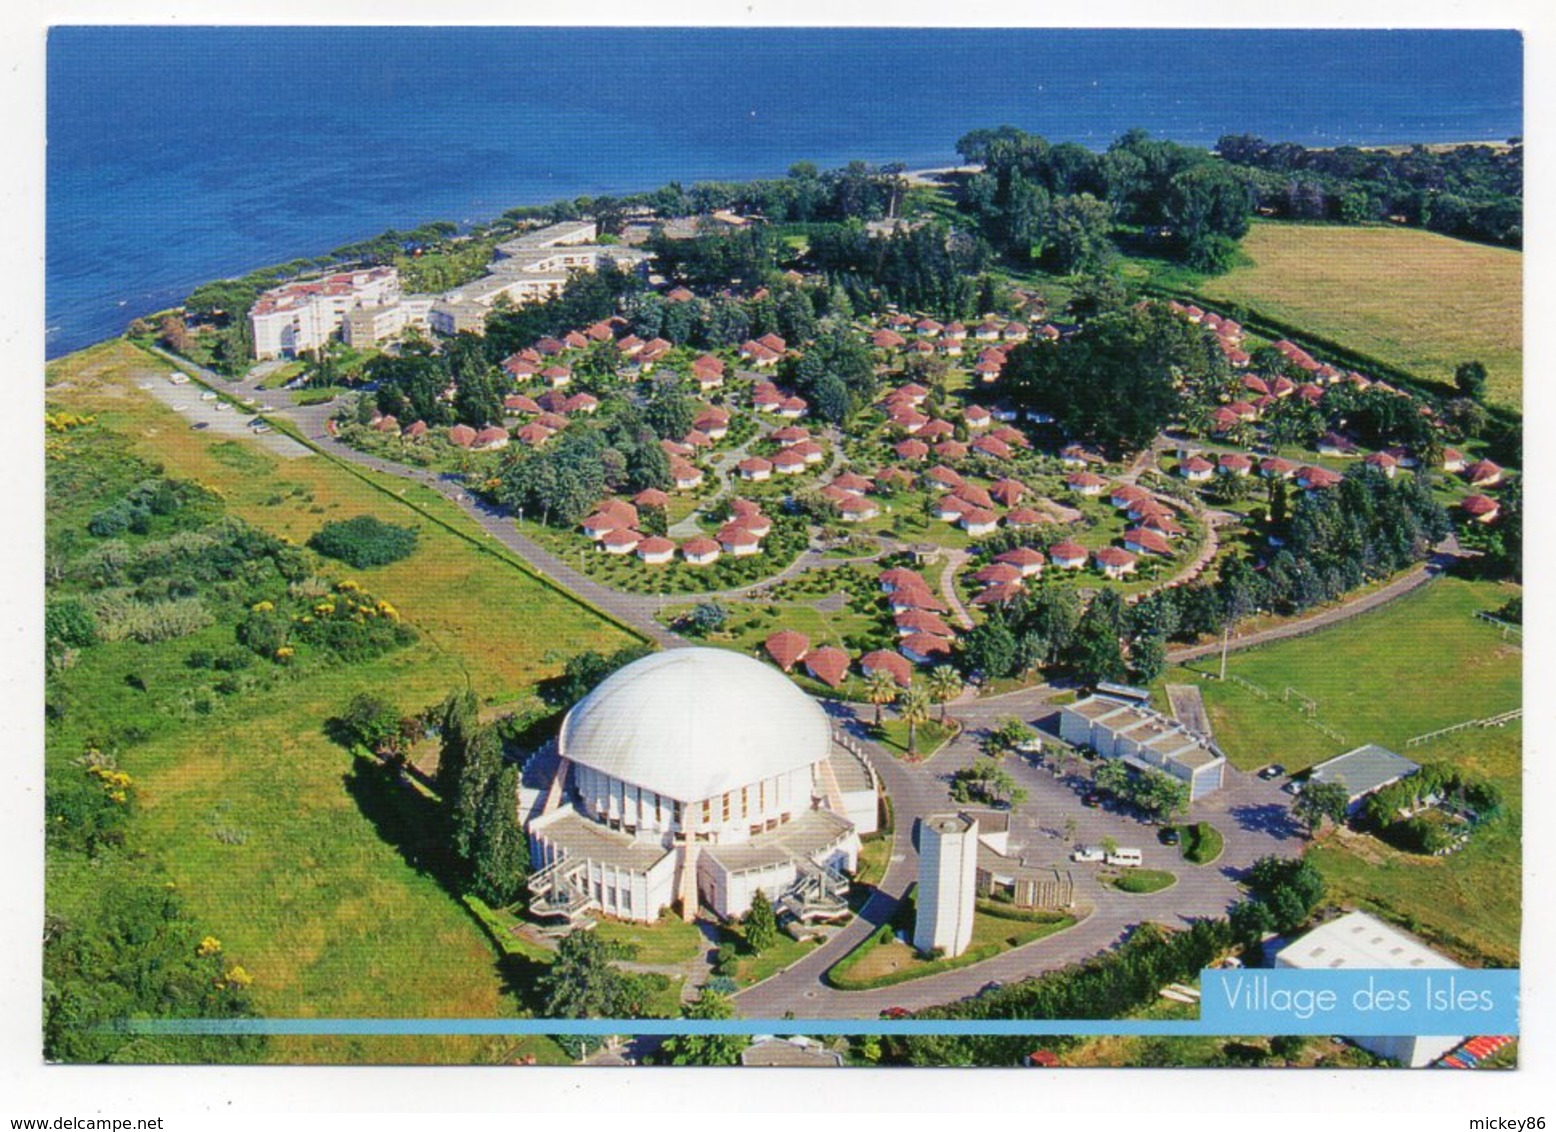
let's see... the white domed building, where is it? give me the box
[521,648,879,924]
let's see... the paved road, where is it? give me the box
[732,689,1301,1019]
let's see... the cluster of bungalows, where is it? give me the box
[970,546,1046,609]
[578,495,775,566]
[1059,693,1227,801]
[814,470,882,523]
[741,420,825,482]
[750,380,810,421]
[501,315,673,385]
[877,565,956,671]
[1164,298,1249,368]
[1453,456,1508,525]
[869,312,1055,382]
[738,333,790,368]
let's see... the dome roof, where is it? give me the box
[560,648,831,803]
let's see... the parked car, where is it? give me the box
[1158,826,1181,846]
[1258,764,1285,781]
[1071,845,1106,863]
[1081,792,1103,808]
[879,1007,911,1020]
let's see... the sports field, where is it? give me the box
[1195,222,1523,410]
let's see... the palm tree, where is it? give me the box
[927,665,962,725]
[897,683,934,757]
[864,670,899,729]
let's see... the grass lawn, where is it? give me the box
[1190,222,1523,409]
[1106,869,1177,894]
[719,923,820,987]
[875,718,958,760]
[45,341,638,1063]
[1172,576,1520,772]
[826,897,1075,990]
[593,914,705,966]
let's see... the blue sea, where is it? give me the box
[46,27,1523,358]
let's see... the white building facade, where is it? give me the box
[913,812,979,957]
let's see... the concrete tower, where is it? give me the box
[914,812,979,957]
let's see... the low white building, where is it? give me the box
[1059,694,1226,800]
[1275,911,1465,1068]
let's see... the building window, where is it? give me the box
[673,800,683,825]
[740,787,748,818]
[722,793,731,822]
[702,799,711,823]
[622,890,632,912]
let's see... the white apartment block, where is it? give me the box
[250,267,400,359]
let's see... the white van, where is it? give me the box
[1106,848,1143,868]
[1070,845,1105,863]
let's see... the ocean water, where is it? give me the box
[45,26,1523,358]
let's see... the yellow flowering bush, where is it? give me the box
[197,936,223,957]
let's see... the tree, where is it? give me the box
[927,665,963,724]
[864,670,899,729]
[982,716,1037,761]
[745,890,778,955]
[1129,633,1167,685]
[1094,760,1131,798]
[948,762,1027,809]
[336,692,404,758]
[897,683,934,756]
[433,688,479,801]
[659,991,746,1066]
[468,764,527,905]
[958,617,1018,680]
[1292,780,1351,838]
[1044,193,1115,274]
[684,601,729,637]
[537,929,655,1020]
[1454,360,1488,402]
[646,383,696,441]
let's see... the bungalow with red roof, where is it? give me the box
[1460,495,1500,524]
[1049,540,1088,570]
[632,488,672,511]
[971,435,1013,460]
[639,338,673,364]
[661,438,693,459]
[960,508,1000,536]
[837,495,880,523]
[860,649,914,688]
[974,320,1004,341]
[1123,528,1172,557]
[635,536,676,565]
[693,411,729,441]
[995,547,1046,577]
[878,566,927,593]
[473,426,510,450]
[684,531,725,562]
[1178,456,1214,482]
[1260,456,1297,480]
[1066,471,1109,496]
[616,335,645,357]
[1464,459,1503,488]
[900,633,954,666]
[974,562,1023,587]
[971,583,1024,608]
[989,478,1027,507]
[963,404,993,429]
[404,420,428,440]
[1002,322,1030,342]
[991,425,1028,448]
[739,340,780,367]
[670,462,705,490]
[1363,451,1398,478]
[584,320,615,342]
[932,495,971,522]
[777,396,809,420]
[872,329,907,350]
[535,412,571,432]
[895,609,954,638]
[1059,444,1104,467]
[737,456,774,482]
[504,394,541,414]
[564,393,599,415]
[1442,449,1467,474]
[562,330,589,351]
[764,629,810,672]
[599,527,642,555]
[890,409,930,434]
[501,355,539,380]
[918,419,956,442]
[803,647,852,688]
[371,415,400,434]
[1317,433,1358,458]
[665,286,694,303]
[955,484,996,510]
[718,525,762,556]
[926,465,965,492]
[1094,546,1138,579]
[895,438,930,462]
[935,440,970,461]
[936,338,965,357]
[535,336,567,356]
[791,440,826,465]
[1218,453,1253,477]
[1296,465,1343,491]
[830,470,873,495]
[1210,407,1241,435]
[541,365,573,388]
[1004,507,1047,528]
[886,585,947,614]
[682,429,714,449]
[1110,484,1149,510]
[447,423,478,448]
[913,318,943,337]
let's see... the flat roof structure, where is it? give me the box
[529,808,675,873]
[701,808,854,875]
[1307,745,1419,802]
[1277,910,1459,972]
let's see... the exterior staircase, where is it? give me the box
[778,855,851,923]
[526,855,592,921]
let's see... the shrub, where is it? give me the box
[307,515,419,569]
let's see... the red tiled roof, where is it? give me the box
[996,547,1046,569]
[860,649,914,687]
[1461,494,1500,517]
[1094,546,1137,569]
[934,441,970,460]
[764,629,810,671]
[895,438,930,461]
[632,488,672,509]
[1123,527,1172,555]
[1004,507,1048,526]
[894,609,954,637]
[447,424,478,448]
[681,536,721,559]
[1049,539,1088,563]
[901,633,954,660]
[804,646,852,688]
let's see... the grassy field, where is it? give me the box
[1191,222,1523,409]
[1173,576,1521,773]
[46,340,639,1063]
[1164,569,1521,967]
